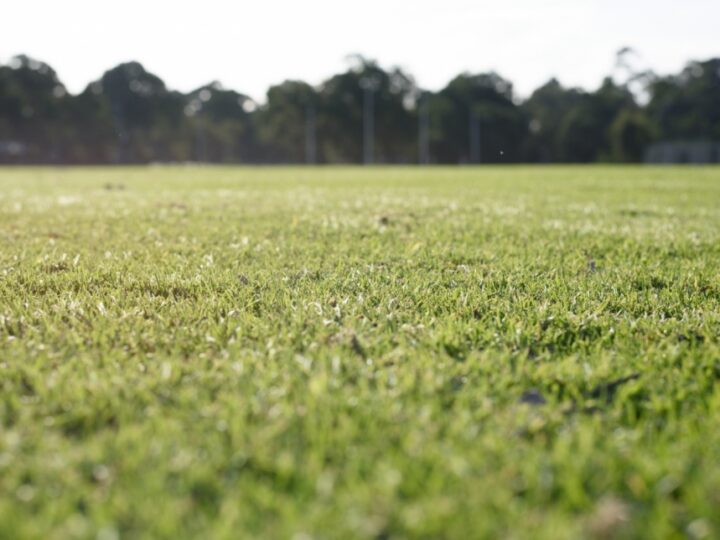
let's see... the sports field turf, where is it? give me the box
[1,166,719,539]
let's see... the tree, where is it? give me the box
[185,82,256,163]
[646,58,720,141]
[93,62,185,162]
[608,109,655,162]
[256,80,317,163]
[521,79,584,162]
[0,55,68,163]
[317,56,417,163]
[429,72,527,163]
[557,78,636,162]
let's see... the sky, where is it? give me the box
[1,0,718,102]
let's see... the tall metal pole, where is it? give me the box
[112,104,127,164]
[305,103,316,164]
[469,111,481,164]
[418,94,430,165]
[363,86,374,165]
[195,122,207,163]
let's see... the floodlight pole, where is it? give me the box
[305,103,316,164]
[418,93,430,165]
[469,111,481,164]
[363,86,375,165]
[111,104,127,164]
[195,122,207,163]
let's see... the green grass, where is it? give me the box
[1,166,719,539]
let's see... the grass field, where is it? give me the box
[1,166,719,539]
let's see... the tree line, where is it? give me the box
[1,52,718,164]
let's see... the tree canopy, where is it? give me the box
[1,53,718,164]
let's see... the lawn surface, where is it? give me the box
[1,166,719,539]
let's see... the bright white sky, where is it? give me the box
[1,0,718,102]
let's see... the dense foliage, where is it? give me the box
[1,54,719,164]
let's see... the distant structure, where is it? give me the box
[645,141,720,164]
[0,141,26,160]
